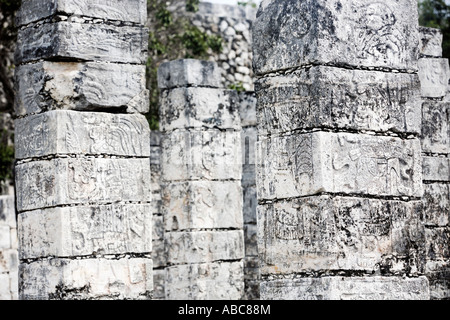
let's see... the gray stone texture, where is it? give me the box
[418,58,450,98]
[19,257,153,300]
[260,276,430,300]
[0,196,18,300]
[422,183,449,227]
[18,204,152,259]
[159,87,240,131]
[16,0,147,26]
[16,158,151,212]
[258,196,425,275]
[15,21,148,65]
[163,181,243,232]
[157,59,222,89]
[255,67,421,135]
[253,0,419,75]
[419,27,443,58]
[15,111,150,159]
[14,61,149,116]
[161,129,242,182]
[165,261,244,300]
[421,101,449,155]
[257,131,423,200]
[422,156,449,182]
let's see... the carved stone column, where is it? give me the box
[253,0,429,299]
[158,59,245,299]
[14,0,152,299]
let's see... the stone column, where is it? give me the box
[418,27,450,300]
[158,59,245,300]
[239,92,260,300]
[253,0,429,299]
[0,195,18,300]
[14,0,152,299]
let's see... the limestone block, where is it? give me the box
[244,256,260,281]
[15,111,150,159]
[0,225,11,250]
[161,130,242,181]
[422,156,450,182]
[241,126,257,172]
[151,239,167,269]
[18,204,152,259]
[19,257,153,300]
[14,61,149,116]
[15,158,151,212]
[418,58,450,98]
[152,215,164,241]
[253,0,419,75]
[422,183,449,227]
[243,185,257,224]
[157,59,222,89]
[16,0,147,26]
[152,269,166,300]
[419,27,443,58]
[244,224,258,257]
[260,276,430,300]
[165,261,244,300]
[425,260,450,300]
[0,196,15,228]
[421,101,449,155]
[258,196,425,275]
[257,132,423,200]
[165,230,244,264]
[425,227,449,261]
[15,22,148,64]
[0,274,11,300]
[238,91,257,127]
[163,181,243,232]
[0,249,18,275]
[255,66,421,135]
[159,88,240,131]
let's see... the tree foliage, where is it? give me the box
[418,0,450,58]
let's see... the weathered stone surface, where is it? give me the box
[0,195,15,228]
[151,239,167,269]
[418,58,450,98]
[16,158,151,212]
[257,132,423,200]
[161,130,242,181]
[258,196,425,275]
[165,261,244,300]
[15,111,150,159]
[0,225,10,250]
[260,276,430,300]
[244,224,258,257]
[425,260,450,300]
[159,87,240,131]
[255,66,421,135]
[15,22,148,64]
[18,204,152,259]
[163,181,243,232]
[14,61,149,116]
[243,185,257,224]
[253,0,419,75]
[422,156,450,182]
[419,27,443,58]
[16,0,147,26]
[165,230,244,264]
[422,183,449,227]
[238,91,257,127]
[19,257,153,300]
[421,101,449,155]
[152,269,165,300]
[241,126,257,178]
[425,227,449,261]
[157,59,222,89]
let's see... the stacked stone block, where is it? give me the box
[418,27,450,300]
[0,196,18,300]
[239,92,260,300]
[14,0,152,299]
[158,59,245,299]
[253,0,429,299]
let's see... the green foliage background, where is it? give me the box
[418,0,450,58]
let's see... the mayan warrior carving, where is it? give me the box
[158,59,245,299]
[253,0,429,299]
[418,27,450,300]
[14,0,152,299]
